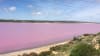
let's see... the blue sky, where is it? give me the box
[0,0,100,22]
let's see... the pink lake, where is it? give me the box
[0,23,100,53]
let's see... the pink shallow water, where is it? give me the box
[0,23,100,53]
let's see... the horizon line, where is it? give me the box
[0,19,97,23]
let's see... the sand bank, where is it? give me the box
[0,41,70,56]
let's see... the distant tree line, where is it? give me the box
[0,19,88,23]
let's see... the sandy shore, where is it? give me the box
[0,40,70,56]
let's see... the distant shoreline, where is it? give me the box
[0,19,94,23]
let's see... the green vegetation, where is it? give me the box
[50,44,69,52]
[18,52,39,56]
[17,32,100,56]
[70,42,96,56]
[39,51,52,56]
[28,52,38,56]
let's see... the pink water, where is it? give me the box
[0,23,100,53]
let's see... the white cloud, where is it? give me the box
[9,6,16,12]
[32,12,42,16]
[36,12,41,15]
[3,6,16,12]
[70,6,100,18]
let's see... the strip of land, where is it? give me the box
[0,19,93,23]
[0,41,70,56]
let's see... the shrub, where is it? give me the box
[73,37,79,41]
[39,51,52,56]
[17,55,21,56]
[70,42,96,56]
[50,44,68,52]
[97,32,100,35]
[22,53,29,56]
[29,52,38,56]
